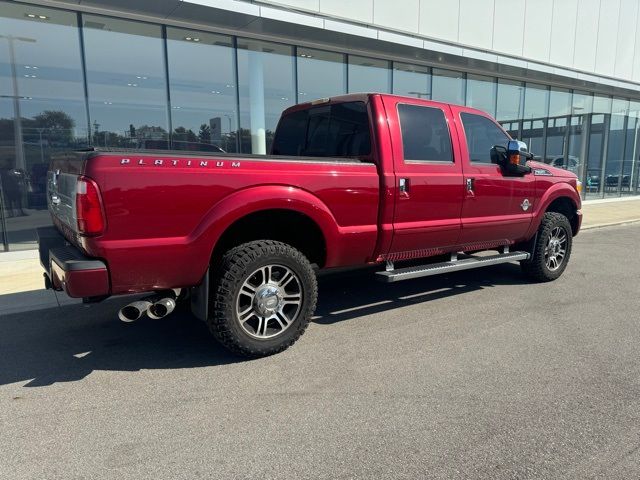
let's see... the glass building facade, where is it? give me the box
[1,1,640,250]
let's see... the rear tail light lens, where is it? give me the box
[76,176,105,236]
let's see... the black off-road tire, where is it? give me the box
[208,240,318,357]
[521,212,573,282]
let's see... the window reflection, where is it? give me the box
[348,55,391,94]
[496,79,524,138]
[432,69,465,105]
[521,83,549,159]
[393,63,430,99]
[297,48,346,101]
[625,101,640,195]
[545,88,571,169]
[466,74,496,116]
[549,88,571,117]
[167,28,237,153]
[0,98,16,250]
[83,15,169,149]
[585,95,612,198]
[0,35,11,96]
[604,98,628,196]
[237,38,295,154]
[0,3,87,250]
[568,91,593,186]
[523,83,549,119]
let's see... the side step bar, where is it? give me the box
[376,251,530,283]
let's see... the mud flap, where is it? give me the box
[190,268,209,322]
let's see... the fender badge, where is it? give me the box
[520,199,531,211]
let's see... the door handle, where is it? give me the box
[399,178,409,197]
[466,178,474,192]
[466,178,475,197]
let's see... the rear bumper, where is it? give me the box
[37,226,110,298]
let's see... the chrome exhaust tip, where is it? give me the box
[118,300,152,323]
[147,297,177,320]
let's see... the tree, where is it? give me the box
[26,110,76,146]
[198,123,211,144]
[173,126,197,143]
[32,110,75,131]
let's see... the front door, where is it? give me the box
[383,97,465,259]
[453,106,535,246]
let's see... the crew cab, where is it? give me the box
[39,93,582,357]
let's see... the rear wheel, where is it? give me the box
[521,212,573,282]
[208,240,317,357]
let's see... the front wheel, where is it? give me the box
[521,212,573,282]
[208,240,318,357]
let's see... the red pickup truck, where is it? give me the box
[40,93,582,357]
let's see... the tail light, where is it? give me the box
[76,176,105,236]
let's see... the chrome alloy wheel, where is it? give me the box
[544,226,568,271]
[235,264,303,339]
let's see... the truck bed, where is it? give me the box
[48,148,381,295]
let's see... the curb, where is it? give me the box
[581,219,640,230]
[582,196,640,205]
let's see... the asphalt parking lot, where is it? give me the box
[1,223,639,479]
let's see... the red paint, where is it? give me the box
[381,96,465,254]
[450,104,539,244]
[50,262,109,298]
[45,93,581,298]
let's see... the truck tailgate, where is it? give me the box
[47,151,91,245]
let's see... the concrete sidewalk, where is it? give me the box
[579,195,640,228]
[1,196,639,313]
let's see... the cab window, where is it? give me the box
[460,112,509,164]
[271,101,371,159]
[397,104,453,162]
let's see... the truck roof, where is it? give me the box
[283,93,489,117]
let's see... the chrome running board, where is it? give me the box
[376,251,530,283]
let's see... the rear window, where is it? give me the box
[397,104,453,162]
[271,101,371,158]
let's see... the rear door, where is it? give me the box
[382,96,464,258]
[453,106,535,246]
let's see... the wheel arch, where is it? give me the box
[527,184,581,238]
[190,185,339,274]
[545,196,580,235]
[211,208,327,268]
